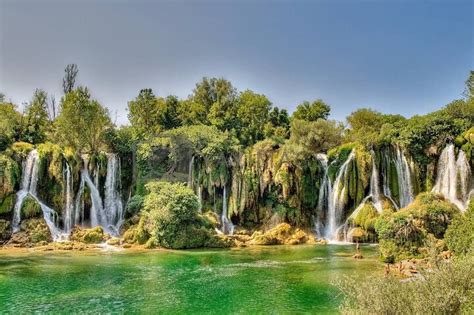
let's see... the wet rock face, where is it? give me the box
[70,226,108,244]
[6,218,52,247]
[0,219,12,243]
[249,223,313,245]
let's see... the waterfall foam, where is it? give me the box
[220,186,234,235]
[325,151,354,241]
[103,154,124,234]
[432,144,472,211]
[11,150,63,240]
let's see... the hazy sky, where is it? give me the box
[1,0,472,125]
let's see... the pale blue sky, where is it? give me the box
[1,0,472,125]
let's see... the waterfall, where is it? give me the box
[12,150,39,231]
[381,148,399,210]
[103,154,124,234]
[75,172,85,226]
[432,144,472,211]
[188,155,195,188]
[63,163,75,233]
[325,151,355,241]
[197,185,202,213]
[369,150,383,213]
[394,147,414,208]
[82,168,104,227]
[11,150,62,240]
[315,154,330,239]
[220,186,234,235]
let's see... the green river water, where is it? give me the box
[0,244,380,314]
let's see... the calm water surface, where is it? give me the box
[0,245,380,314]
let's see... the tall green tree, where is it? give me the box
[55,87,111,152]
[192,77,238,131]
[264,107,290,139]
[0,100,21,151]
[128,89,161,138]
[292,99,331,121]
[22,89,50,144]
[236,90,271,146]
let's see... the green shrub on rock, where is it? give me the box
[19,218,52,244]
[20,196,42,219]
[375,192,459,262]
[125,195,144,217]
[445,199,474,256]
[138,181,230,249]
[70,226,107,244]
[0,219,12,242]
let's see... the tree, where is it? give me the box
[22,89,50,144]
[192,77,238,131]
[62,64,79,94]
[292,99,331,121]
[162,95,181,130]
[127,89,161,138]
[0,101,21,151]
[264,107,290,139]
[54,86,112,152]
[286,119,344,156]
[177,99,207,126]
[236,90,271,146]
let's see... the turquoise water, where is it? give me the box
[0,245,380,314]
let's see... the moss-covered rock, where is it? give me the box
[10,218,53,245]
[0,194,15,214]
[250,223,311,245]
[20,196,42,219]
[0,219,12,242]
[0,154,20,200]
[70,226,107,244]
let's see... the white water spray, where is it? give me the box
[432,144,472,211]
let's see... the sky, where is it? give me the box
[0,0,473,125]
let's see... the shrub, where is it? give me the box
[125,195,144,216]
[375,193,459,261]
[140,181,228,249]
[337,255,474,314]
[20,196,42,219]
[445,199,474,255]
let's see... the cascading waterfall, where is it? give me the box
[188,155,203,213]
[381,148,399,210]
[11,150,62,240]
[342,151,384,242]
[315,154,331,239]
[103,154,124,234]
[12,149,39,231]
[188,155,195,188]
[325,151,355,241]
[394,147,414,208]
[432,144,472,211]
[63,163,74,233]
[220,186,234,235]
[368,150,383,213]
[82,168,104,228]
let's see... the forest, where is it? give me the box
[0,65,473,259]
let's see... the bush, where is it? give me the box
[445,199,474,255]
[375,193,459,262]
[70,226,106,244]
[125,195,144,216]
[20,196,42,219]
[140,181,228,249]
[337,255,474,314]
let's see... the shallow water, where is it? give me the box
[0,245,380,314]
